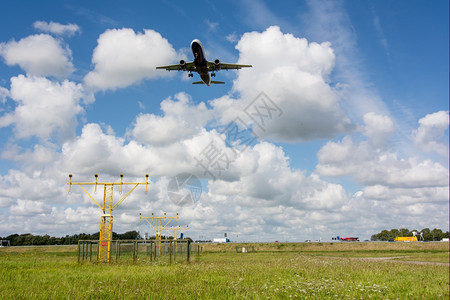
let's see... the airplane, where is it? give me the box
[156,39,252,86]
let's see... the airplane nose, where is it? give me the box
[190,39,201,47]
[190,39,203,50]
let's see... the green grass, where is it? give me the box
[0,243,448,299]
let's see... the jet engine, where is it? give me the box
[214,59,221,71]
[179,60,186,71]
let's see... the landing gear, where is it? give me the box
[188,73,193,78]
[211,72,216,77]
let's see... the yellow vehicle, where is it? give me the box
[394,236,418,242]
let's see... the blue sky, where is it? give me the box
[0,0,448,241]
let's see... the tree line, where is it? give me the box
[0,231,141,246]
[371,228,449,241]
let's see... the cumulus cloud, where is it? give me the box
[0,75,84,140]
[362,112,394,147]
[33,21,81,36]
[212,26,353,142]
[314,109,448,235]
[412,110,449,156]
[209,142,348,211]
[316,111,449,209]
[62,122,218,178]
[0,169,64,207]
[317,138,448,189]
[131,93,212,146]
[0,204,101,236]
[0,34,74,78]
[9,199,51,216]
[62,123,149,175]
[1,143,58,168]
[84,28,177,91]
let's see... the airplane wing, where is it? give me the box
[207,61,252,71]
[156,62,196,72]
[192,81,225,84]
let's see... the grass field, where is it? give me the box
[0,242,448,299]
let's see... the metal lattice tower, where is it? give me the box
[68,174,149,263]
[139,212,178,256]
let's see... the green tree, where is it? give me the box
[431,228,443,241]
[371,228,449,242]
[380,230,391,241]
[118,231,141,240]
[390,229,400,239]
[421,228,431,241]
[399,228,410,237]
[6,234,19,245]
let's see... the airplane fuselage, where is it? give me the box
[191,39,211,85]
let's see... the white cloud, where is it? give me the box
[362,184,448,204]
[0,34,74,78]
[62,123,148,175]
[362,112,394,147]
[133,114,196,146]
[316,110,449,211]
[0,86,9,104]
[132,92,212,146]
[212,26,353,142]
[0,75,84,140]
[204,20,219,32]
[1,143,58,168]
[137,101,146,110]
[9,199,51,216]
[317,138,448,189]
[226,33,239,43]
[0,205,101,236]
[209,142,348,211]
[84,28,177,91]
[33,21,81,36]
[0,169,64,207]
[371,9,390,58]
[412,110,449,156]
[61,122,204,178]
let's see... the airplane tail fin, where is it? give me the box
[192,81,225,85]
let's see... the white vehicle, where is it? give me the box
[213,238,230,243]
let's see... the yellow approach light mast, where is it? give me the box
[68,174,149,263]
[139,212,178,256]
[167,225,189,240]
[167,225,189,252]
